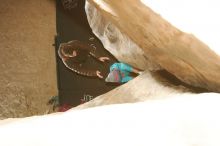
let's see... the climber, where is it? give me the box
[58,40,110,79]
[105,62,143,83]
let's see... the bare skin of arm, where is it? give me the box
[96,70,103,78]
[98,57,110,62]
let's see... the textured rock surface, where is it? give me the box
[87,0,220,92]
[85,2,161,71]
[0,0,57,119]
[0,93,220,146]
[76,71,187,109]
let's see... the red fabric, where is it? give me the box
[58,104,72,112]
[112,70,121,82]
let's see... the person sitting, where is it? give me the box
[105,62,143,83]
[58,40,109,79]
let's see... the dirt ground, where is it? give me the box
[0,0,57,119]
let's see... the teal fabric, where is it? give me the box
[121,76,133,83]
[110,63,133,83]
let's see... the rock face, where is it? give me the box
[76,71,185,109]
[0,0,57,119]
[86,0,220,92]
[85,2,161,71]
[0,93,220,146]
